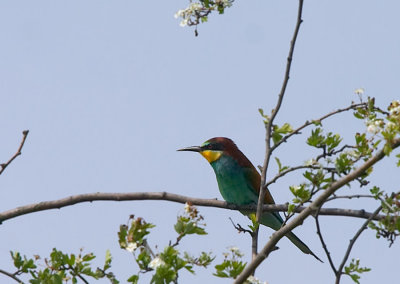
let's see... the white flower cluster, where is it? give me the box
[366,119,383,134]
[184,202,191,213]
[304,158,318,166]
[365,100,400,135]
[125,242,138,253]
[229,246,244,257]
[389,100,400,117]
[354,88,365,95]
[149,256,166,269]
[246,275,268,284]
[174,3,202,27]
[174,0,233,27]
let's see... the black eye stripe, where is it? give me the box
[202,143,223,151]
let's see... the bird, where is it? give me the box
[178,137,321,262]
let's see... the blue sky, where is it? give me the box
[1,1,399,283]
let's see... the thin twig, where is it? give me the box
[266,165,336,187]
[315,208,337,274]
[0,192,390,224]
[229,217,254,236]
[0,269,24,283]
[335,206,382,284]
[74,272,89,284]
[0,130,29,175]
[255,0,305,263]
[270,103,367,152]
[326,194,375,202]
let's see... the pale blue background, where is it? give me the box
[0,1,399,283]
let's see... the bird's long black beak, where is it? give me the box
[177,146,201,152]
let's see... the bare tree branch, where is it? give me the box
[0,268,24,283]
[315,208,337,274]
[335,206,382,284]
[0,130,29,176]
[0,192,388,224]
[255,0,305,262]
[234,138,400,284]
[326,194,375,202]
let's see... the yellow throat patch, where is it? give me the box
[200,150,222,163]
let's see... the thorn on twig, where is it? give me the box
[271,245,280,252]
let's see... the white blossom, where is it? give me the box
[184,202,191,213]
[246,275,268,284]
[149,257,165,269]
[367,124,379,134]
[174,9,185,19]
[180,18,189,27]
[189,3,202,11]
[389,100,400,116]
[228,246,244,257]
[346,150,359,158]
[304,158,317,166]
[354,88,365,95]
[125,242,137,253]
[174,1,233,27]
[291,185,302,193]
[366,119,382,134]
[385,121,397,131]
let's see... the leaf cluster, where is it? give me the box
[120,204,215,283]
[369,189,400,246]
[10,248,117,284]
[343,258,371,284]
[213,247,246,279]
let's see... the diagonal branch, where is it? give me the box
[0,130,29,175]
[234,138,400,283]
[255,0,305,261]
[0,268,24,283]
[335,206,382,284]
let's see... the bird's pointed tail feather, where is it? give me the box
[285,230,323,262]
[259,212,323,262]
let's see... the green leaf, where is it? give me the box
[335,153,352,174]
[104,250,112,270]
[248,214,259,232]
[137,250,151,270]
[290,185,310,203]
[350,273,360,284]
[383,143,393,156]
[258,108,269,123]
[201,16,208,23]
[325,132,342,152]
[274,157,289,173]
[127,275,139,284]
[307,128,325,148]
[272,132,283,144]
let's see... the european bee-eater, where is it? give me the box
[178,137,321,262]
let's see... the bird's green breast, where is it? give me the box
[210,155,259,205]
